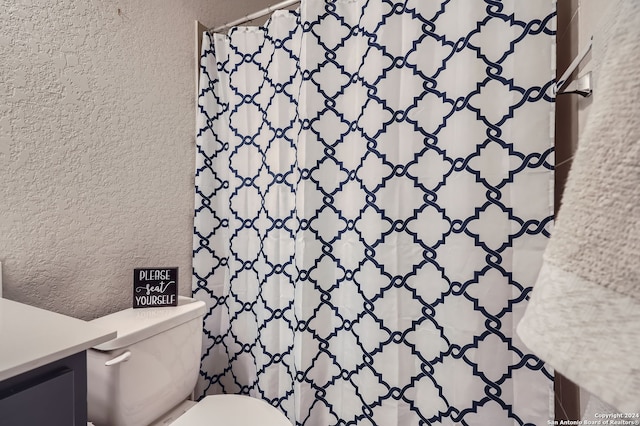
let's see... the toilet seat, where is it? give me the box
[170,395,292,426]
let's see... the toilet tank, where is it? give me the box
[87,296,206,426]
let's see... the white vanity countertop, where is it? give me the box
[0,298,117,382]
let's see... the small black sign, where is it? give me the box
[133,267,178,308]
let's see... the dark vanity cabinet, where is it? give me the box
[0,352,88,426]
[0,298,116,426]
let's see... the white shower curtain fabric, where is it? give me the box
[194,1,556,425]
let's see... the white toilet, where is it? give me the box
[87,296,292,426]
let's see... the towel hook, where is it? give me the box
[555,37,593,97]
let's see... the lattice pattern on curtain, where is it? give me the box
[194,1,556,425]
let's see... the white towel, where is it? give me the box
[517,0,640,413]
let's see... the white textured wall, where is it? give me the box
[0,0,273,320]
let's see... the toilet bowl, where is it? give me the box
[170,394,291,425]
[87,296,291,426]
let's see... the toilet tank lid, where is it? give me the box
[89,296,206,351]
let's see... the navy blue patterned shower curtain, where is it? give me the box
[193,1,556,424]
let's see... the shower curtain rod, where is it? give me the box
[209,0,301,33]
